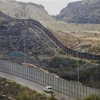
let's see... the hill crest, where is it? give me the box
[0,0,54,22]
[55,0,100,23]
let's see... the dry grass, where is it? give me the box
[50,29,79,49]
[41,21,100,55]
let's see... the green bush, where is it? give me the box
[96,60,100,65]
[50,56,70,68]
[0,19,8,29]
[0,77,58,100]
[83,94,100,100]
[49,93,58,100]
[78,60,85,65]
[59,50,66,55]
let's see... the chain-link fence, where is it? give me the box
[0,59,100,99]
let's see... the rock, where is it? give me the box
[55,0,100,23]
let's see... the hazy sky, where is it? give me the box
[16,0,81,15]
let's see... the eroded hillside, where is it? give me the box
[0,12,59,67]
[41,21,100,55]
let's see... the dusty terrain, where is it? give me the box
[0,0,100,56]
[41,21,100,55]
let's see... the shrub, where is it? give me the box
[83,94,100,100]
[49,93,58,100]
[0,19,8,29]
[96,60,100,65]
[50,56,70,68]
[78,60,85,65]
[59,50,66,55]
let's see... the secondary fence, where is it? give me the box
[42,27,100,60]
[0,59,100,99]
[27,19,100,60]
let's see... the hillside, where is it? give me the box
[41,21,100,55]
[0,11,59,67]
[1,0,100,56]
[0,77,57,100]
[0,11,100,90]
[0,0,54,22]
[55,0,100,23]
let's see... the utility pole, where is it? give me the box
[24,35,26,64]
[77,51,79,82]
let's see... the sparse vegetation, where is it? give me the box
[59,50,66,55]
[42,22,100,55]
[48,56,100,88]
[83,94,100,100]
[0,19,8,29]
[0,77,58,100]
[49,93,58,100]
[96,60,100,65]
[49,56,85,68]
[0,6,100,98]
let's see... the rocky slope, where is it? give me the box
[55,0,100,23]
[0,11,59,66]
[0,0,54,22]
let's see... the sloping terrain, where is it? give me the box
[0,0,54,22]
[0,77,56,100]
[0,12,100,90]
[0,11,59,66]
[0,0,100,56]
[41,21,100,55]
[55,0,100,23]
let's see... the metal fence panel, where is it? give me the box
[0,59,100,99]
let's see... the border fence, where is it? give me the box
[0,59,100,99]
[27,19,100,60]
[42,26,100,60]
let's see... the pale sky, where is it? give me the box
[16,0,81,15]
